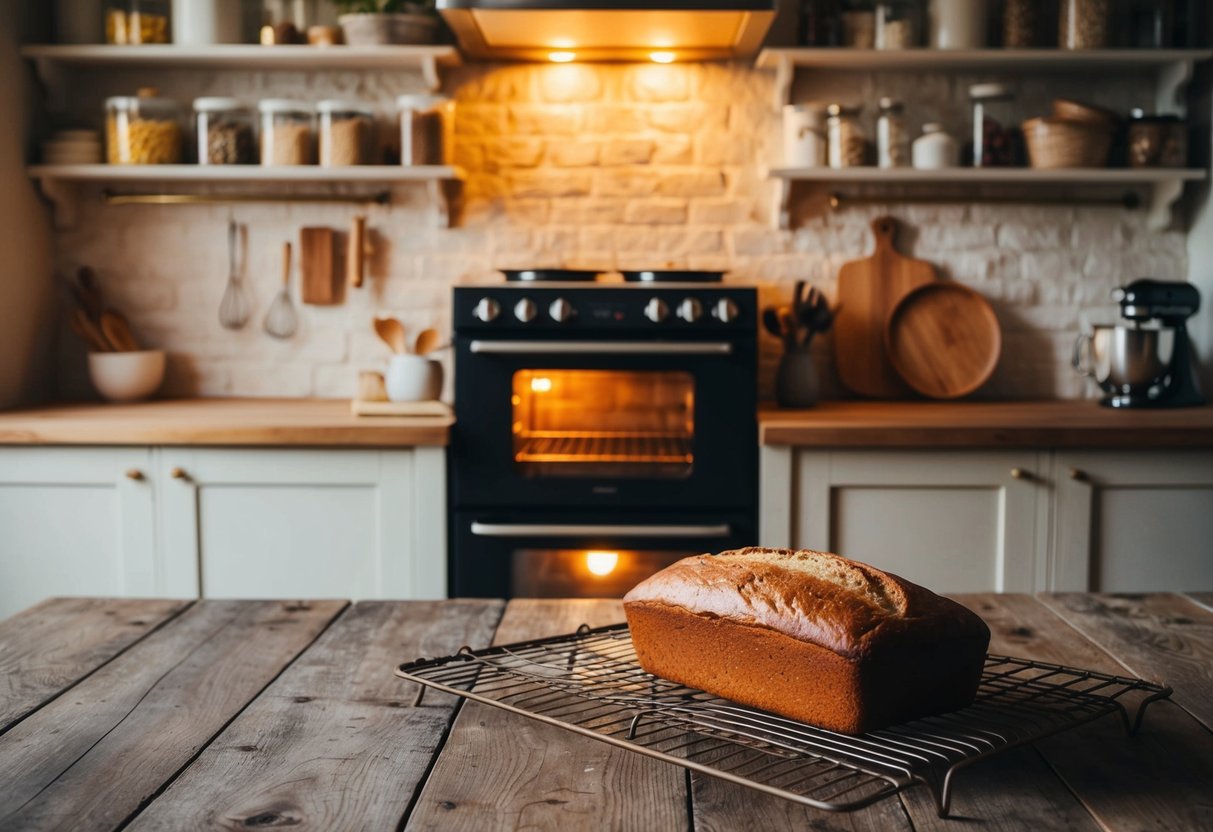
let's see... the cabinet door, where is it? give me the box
[0,447,159,619]
[158,448,445,601]
[1053,451,1213,592]
[779,450,1046,593]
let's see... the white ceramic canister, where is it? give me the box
[782,103,828,168]
[172,0,242,43]
[385,354,443,402]
[912,123,959,169]
[928,0,987,48]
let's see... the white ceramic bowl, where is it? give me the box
[88,350,166,402]
[385,354,442,402]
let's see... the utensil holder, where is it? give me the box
[776,347,820,408]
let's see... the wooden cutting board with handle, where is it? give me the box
[834,216,936,398]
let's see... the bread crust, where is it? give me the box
[623,547,991,734]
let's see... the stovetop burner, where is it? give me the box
[502,269,600,283]
[622,270,724,284]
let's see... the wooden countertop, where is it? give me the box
[2,594,1211,830]
[0,398,453,447]
[760,400,1213,447]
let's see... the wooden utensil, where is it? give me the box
[834,216,936,398]
[300,227,337,305]
[70,308,111,352]
[347,215,366,289]
[75,267,104,321]
[374,316,407,354]
[263,242,298,340]
[99,310,140,352]
[885,282,1002,400]
[414,328,441,356]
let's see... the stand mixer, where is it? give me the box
[1073,279,1206,408]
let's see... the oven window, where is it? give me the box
[511,548,694,598]
[512,370,694,478]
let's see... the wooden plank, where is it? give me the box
[959,593,1213,832]
[0,600,344,831]
[126,600,502,831]
[1037,593,1213,731]
[0,597,189,732]
[406,599,688,831]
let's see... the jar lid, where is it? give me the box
[396,94,450,109]
[194,97,250,112]
[258,99,314,114]
[827,103,860,117]
[106,93,178,113]
[969,83,1013,101]
[922,122,945,133]
[878,96,903,112]
[317,99,374,115]
[1130,108,1183,123]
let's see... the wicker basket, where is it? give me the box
[1051,99,1118,128]
[1022,117,1113,168]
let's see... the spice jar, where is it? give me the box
[783,103,828,167]
[841,0,876,48]
[397,94,453,166]
[877,98,909,168]
[259,100,315,166]
[1003,0,1037,47]
[318,100,374,166]
[105,0,170,44]
[106,88,183,164]
[969,83,1019,167]
[1060,0,1109,49]
[1127,110,1188,168]
[827,104,867,168]
[875,1,919,49]
[912,123,959,169]
[194,98,256,165]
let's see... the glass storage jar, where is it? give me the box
[260,0,321,43]
[105,0,170,43]
[799,0,841,45]
[969,83,1018,167]
[877,97,909,168]
[876,1,919,49]
[106,88,183,164]
[397,94,453,166]
[841,0,876,48]
[318,100,374,166]
[1127,110,1188,168]
[783,103,829,167]
[1060,0,1109,49]
[1002,0,1037,47]
[194,98,256,165]
[259,100,316,166]
[827,104,867,168]
[929,0,986,48]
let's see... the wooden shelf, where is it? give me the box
[756,47,1213,72]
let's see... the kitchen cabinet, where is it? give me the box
[158,448,446,601]
[1053,451,1213,592]
[761,448,1046,593]
[0,447,164,618]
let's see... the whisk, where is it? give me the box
[219,220,251,330]
[263,241,298,339]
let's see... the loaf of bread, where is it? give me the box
[623,547,990,734]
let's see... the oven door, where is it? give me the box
[451,509,756,598]
[453,335,756,509]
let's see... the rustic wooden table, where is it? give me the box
[1,594,1211,831]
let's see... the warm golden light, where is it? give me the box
[649,51,676,64]
[548,51,576,63]
[530,377,553,393]
[585,551,619,577]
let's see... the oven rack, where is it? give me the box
[515,433,693,464]
[396,623,1172,817]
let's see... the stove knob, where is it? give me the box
[472,297,500,323]
[644,297,669,323]
[712,298,740,323]
[549,298,575,323]
[514,298,537,323]
[677,297,703,323]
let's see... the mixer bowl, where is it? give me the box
[1086,325,1175,391]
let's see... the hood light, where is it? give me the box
[548,50,577,63]
[649,51,676,63]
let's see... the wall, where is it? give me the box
[46,58,1193,402]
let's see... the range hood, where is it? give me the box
[437,0,777,62]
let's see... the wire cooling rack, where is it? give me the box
[395,623,1171,816]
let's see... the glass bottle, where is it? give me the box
[1003,0,1037,47]
[1060,0,1110,49]
[827,104,867,168]
[875,1,920,49]
[969,83,1018,167]
[877,98,908,168]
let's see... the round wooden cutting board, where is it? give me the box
[885,282,1001,399]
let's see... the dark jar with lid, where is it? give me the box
[1127,110,1187,168]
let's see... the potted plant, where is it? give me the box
[330,0,440,45]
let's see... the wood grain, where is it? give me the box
[758,401,1213,447]
[959,593,1213,832]
[885,282,1000,400]
[1184,592,1213,613]
[127,600,502,832]
[0,600,344,831]
[833,217,937,399]
[407,599,688,831]
[0,597,190,733]
[1037,593,1213,731]
[0,398,453,447]
[300,227,337,305]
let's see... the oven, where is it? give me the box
[451,283,758,598]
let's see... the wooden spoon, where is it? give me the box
[374,316,407,354]
[100,310,140,352]
[75,267,105,321]
[70,308,111,352]
[414,328,441,356]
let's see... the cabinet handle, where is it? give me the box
[1069,468,1088,482]
[170,467,189,480]
[1010,467,1032,481]
[125,469,144,481]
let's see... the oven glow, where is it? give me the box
[548,51,576,63]
[530,377,553,393]
[649,51,676,64]
[585,551,619,577]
